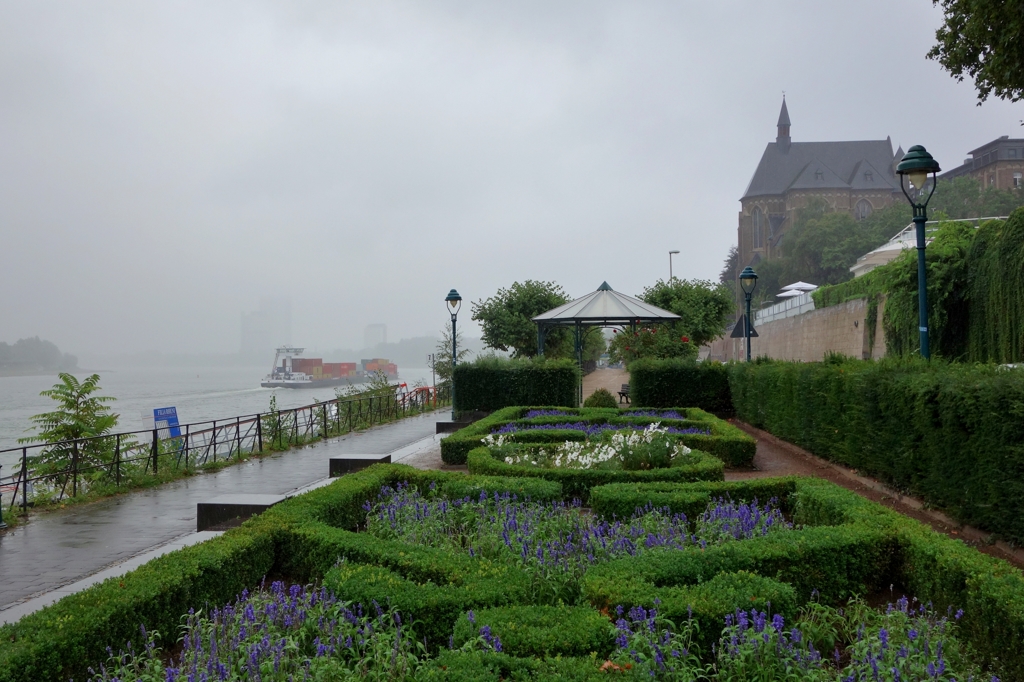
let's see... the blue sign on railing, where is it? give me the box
[153,407,182,439]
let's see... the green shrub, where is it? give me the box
[439,475,562,503]
[629,358,733,416]
[440,406,755,467]
[453,357,581,414]
[10,465,1024,681]
[727,357,1024,544]
[451,606,613,658]
[589,478,798,521]
[466,447,723,502]
[582,388,618,408]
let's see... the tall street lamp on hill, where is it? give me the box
[669,250,680,280]
[739,266,758,362]
[444,289,462,421]
[896,145,941,360]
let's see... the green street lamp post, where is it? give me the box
[739,266,758,362]
[444,289,462,421]
[0,465,7,529]
[896,145,941,360]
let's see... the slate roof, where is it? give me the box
[742,139,900,199]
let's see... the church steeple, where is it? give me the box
[776,97,791,152]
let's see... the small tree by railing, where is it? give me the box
[0,383,450,520]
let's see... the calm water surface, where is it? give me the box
[0,366,434,470]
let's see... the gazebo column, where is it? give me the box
[574,320,583,404]
[537,325,547,357]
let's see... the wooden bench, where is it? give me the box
[618,383,630,403]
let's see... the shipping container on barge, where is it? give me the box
[260,347,398,389]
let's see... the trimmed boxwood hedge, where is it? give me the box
[451,605,613,658]
[440,405,756,467]
[7,465,1024,680]
[453,357,581,414]
[589,478,798,521]
[629,358,734,416]
[728,357,1024,544]
[466,447,724,503]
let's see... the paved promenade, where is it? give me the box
[581,367,630,403]
[0,410,448,612]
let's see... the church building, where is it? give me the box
[737,99,904,271]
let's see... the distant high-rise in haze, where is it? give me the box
[364,324,387,349]
[240,298,292,358]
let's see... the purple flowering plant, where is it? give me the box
[83,581,426,681]
[522,409,575,419]
[710,596,998,682]
[494,421,710,437]
[364,484,790,603]
[609,602,707,680]
[624,410,687,420]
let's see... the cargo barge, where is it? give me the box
[261,347,398,389]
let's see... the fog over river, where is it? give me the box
[0,366,435,471]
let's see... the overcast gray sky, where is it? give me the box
[1,1,1019,357]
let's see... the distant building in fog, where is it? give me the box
[364,323,387,349]
[240,298,291,358]
[939,135,1024,190]
[737,98,904,272]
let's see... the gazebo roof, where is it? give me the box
[532,282,681,326]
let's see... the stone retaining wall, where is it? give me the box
[702,297,885,362]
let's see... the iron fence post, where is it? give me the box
[22,447,28,514]
[152,429,159,475]
[276,412,281,449]
[115,434,121,487]
[236,417,242,461]
[257,416,263,453]
[212,420,218,463]
[72,440,79,497]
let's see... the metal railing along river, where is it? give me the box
[0,384,449,518]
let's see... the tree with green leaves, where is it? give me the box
[471,280,571,358]
[429,324,473,387]
[607,326,698,365]
[928,0,1024,103]
[19,373,122,480]
[636,278,734,348]
[605,278,730,364]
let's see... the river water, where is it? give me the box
[0,366,435,471]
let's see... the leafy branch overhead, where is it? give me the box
[929,0,1024,103]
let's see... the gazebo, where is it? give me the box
[532,282,681,400]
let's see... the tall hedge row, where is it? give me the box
[628,358,733,415]
[453,357,580,413]
[728,357,1024,543]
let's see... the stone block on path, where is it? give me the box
[197,494,287,531]
[329,454,391,476]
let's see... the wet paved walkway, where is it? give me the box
[0,410,448,612]
[581,368,629,403]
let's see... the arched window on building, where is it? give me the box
[855,199,873,221]
[752,207,764,249]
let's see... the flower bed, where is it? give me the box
[440,405,756,467]
[4,464,1023,681]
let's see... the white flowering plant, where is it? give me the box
[492,423,694,471]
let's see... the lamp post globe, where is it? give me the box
[738,266,758,362]
[444,289,462,420]
[896,145,941,360]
